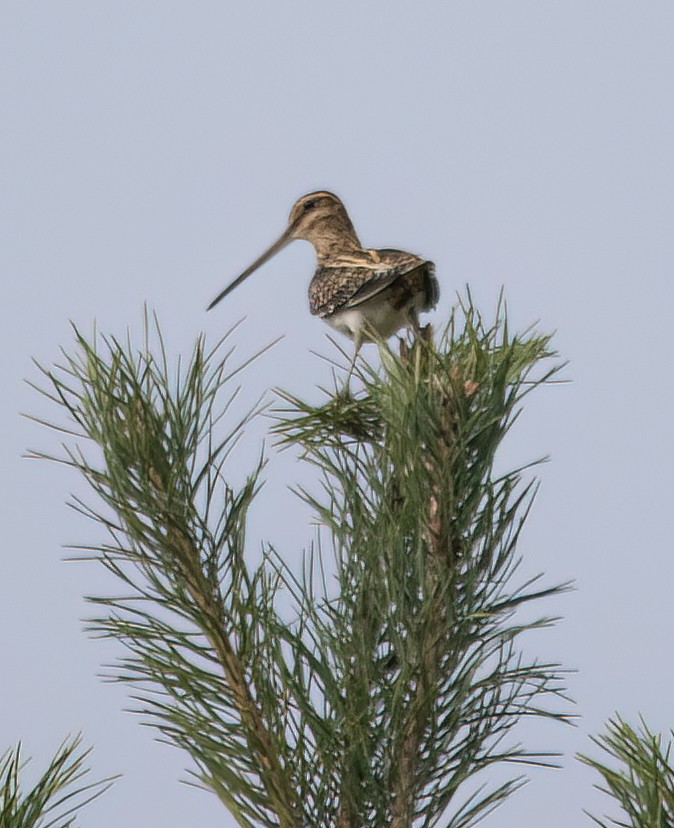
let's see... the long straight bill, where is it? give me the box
[207,226,294,310]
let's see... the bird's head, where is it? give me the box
[286,191,354,242]
[207,190,360,311]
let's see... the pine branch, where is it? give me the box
[0,736,115,828]
[391,327,476,828]
[579,716,674,828]
[29,317,300,828]
[274,297,570,827]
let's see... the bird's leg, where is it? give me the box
[343,332,362,393]
[409,307,434,345]
[400,310,434,374]
[400,309,422,365]
[399,336,410,363]
[408,307,421,336]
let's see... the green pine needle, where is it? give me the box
[0,736,115,828]
[579,716,674,828]
[29,295,570,828]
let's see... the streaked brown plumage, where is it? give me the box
[207,191,439,352]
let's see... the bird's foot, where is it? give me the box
[399,323,433,364]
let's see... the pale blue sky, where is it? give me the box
[2,3,673,826]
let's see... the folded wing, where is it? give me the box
[310,249,439,319]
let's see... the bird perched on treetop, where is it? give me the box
[207,191,439,356]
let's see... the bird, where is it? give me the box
[207,191,439,362]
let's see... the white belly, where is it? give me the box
[325,293,415,342]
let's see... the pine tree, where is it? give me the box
[19,298,577,826]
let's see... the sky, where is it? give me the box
[1,2,673,825]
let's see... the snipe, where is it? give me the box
[208,191,439,358]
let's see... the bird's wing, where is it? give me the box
[310,250,435,318]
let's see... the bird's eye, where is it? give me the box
[303,199,317,211]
